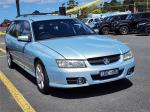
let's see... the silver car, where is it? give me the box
[5,15,135,94]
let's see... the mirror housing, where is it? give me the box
[94,29,99,34]
[18,36,31,42]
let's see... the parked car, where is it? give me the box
[137,21,150,35]
[82,18,101,28]
[5,14,135,94]
[94,14,128,35]
[0,21,11,27]
[112,12,150,35]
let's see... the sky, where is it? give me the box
[0,0,123,23]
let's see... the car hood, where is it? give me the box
[38,35,129,59]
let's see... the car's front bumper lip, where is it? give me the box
[48,58,135,88]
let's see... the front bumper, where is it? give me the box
[47,58,135,88]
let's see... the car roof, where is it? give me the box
[15,15,73,22]
[132,11,150,15]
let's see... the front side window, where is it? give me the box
[21,21,32,37]
[32,19,95,41]
[120,15,127,20]
[126,14,134,20]
[10,20,32,38]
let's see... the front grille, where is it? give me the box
[91,69,124,81]
[87,54,120,65]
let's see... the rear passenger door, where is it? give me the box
[6,21,19,61]
[141,13,150,22]
[131,14,142,29]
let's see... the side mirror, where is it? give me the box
[18,36,31,42]
[94,29,99,34]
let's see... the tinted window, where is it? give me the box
[8,23,16,37]
[21,21,31,37]
[134,14,142,19]
[14,22,22,37]
[32,19,95,40]
[142,13,150,18]
[126,14,141,20]
[12,21,31,38]
[112,16,120,21]
[120,15,128,20]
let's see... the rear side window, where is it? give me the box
[134,14,142,19]
[142,13,150,18]
[113,16,120,21]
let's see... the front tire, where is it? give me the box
[119,26,129,35]
[100,26,110,35]
[35,60,50,94]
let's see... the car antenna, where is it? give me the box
[16,0,20,17]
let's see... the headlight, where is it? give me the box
[56,59,86,68]
[123,51,133,61]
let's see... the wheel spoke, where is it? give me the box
[36,64,45,89]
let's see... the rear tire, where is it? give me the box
[119,26,129,35]
[35,60,50,94]
[6,50,15,69]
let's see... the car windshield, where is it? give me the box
[32,19,95,40]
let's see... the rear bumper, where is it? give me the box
[47,58,135,88]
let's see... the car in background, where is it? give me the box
[137,21,150,35]
[94,14,128,35]
[0,21,11,28]
[5,14,135,94]
[82,18,101,28]
[113,12,150,35]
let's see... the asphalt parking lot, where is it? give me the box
[0,34,150,112]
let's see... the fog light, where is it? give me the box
[127,67,135,75]
[77,77,86,85]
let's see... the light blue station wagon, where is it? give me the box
[5,14,135,94]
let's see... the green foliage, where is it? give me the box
[67,0,78,10]
[102,0,126,12]
[90,9,102,14]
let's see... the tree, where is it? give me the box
[91,9,102,14]
[103,0,123,12]
[124,0,150,11]
[67,0,78,10]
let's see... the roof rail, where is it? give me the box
[16,12,56,18]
